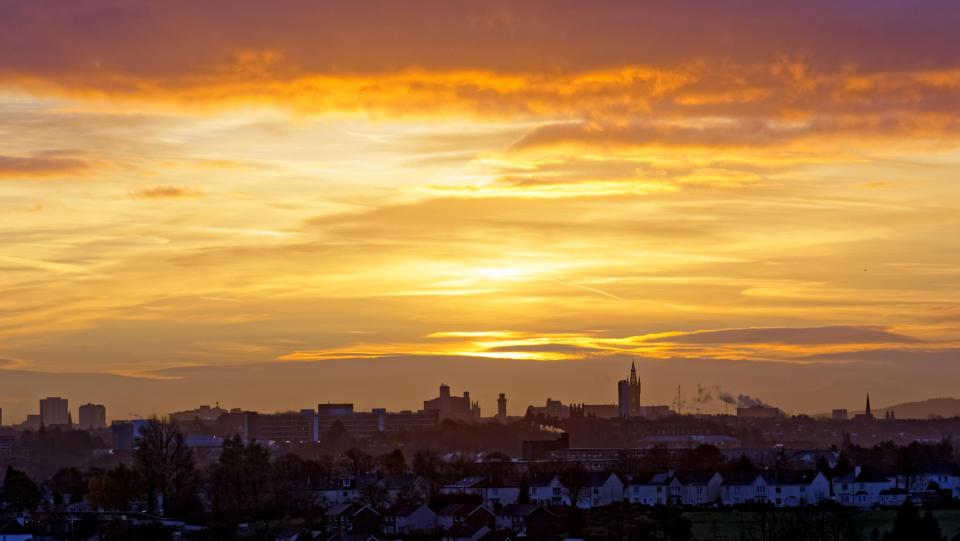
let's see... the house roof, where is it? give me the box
[721,470,762,486]
[880,488,909,495]
[438,503,490,517]
[498,503,552,517]
[445,523,488,538]
[325,503,379,517]
[674,471,718,486]
[473,477,520,489]
[629,471,673,486]
[855,471,894,484]
[764,470,822,486]
[526,473,560,488]
[585,471,620,487]
[447,476,488,489]
[385,503,427,517]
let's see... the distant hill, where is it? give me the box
[874,398,960,419]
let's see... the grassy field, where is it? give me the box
[685,508,960,540]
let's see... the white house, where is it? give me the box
[313,477,364,506]
[832,468,895,508]
[528,474,569,507]
[721,471,770,505]
[766,471,830,507]
[440,476,521,508]
[625,471,673,506]
[579,472,624,508]
[903,464,959,497]
[879,488,909,507]
[674,471,724,506]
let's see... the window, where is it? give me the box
[552,487,560,496]
[697,487,703,494]
[657,487,663,493]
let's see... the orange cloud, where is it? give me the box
[0,154,89,178]
[129,185,205,199]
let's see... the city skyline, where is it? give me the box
[2,1,960,421]
[0,360,935,426]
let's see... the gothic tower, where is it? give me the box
[628,361,642,416]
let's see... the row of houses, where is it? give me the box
[439,464,960,510]
[323,502,553,540]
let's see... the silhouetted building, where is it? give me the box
[78,403,106,429]
[316,403,438,440]
[853,393,875,421]
[618,380,630,418]
[0,434,13,458]
[526,398,571,419]
[522,432,570,461]
[627,361,642,416]
[737,406,782,418]
[170,403,227,424]
[243,411,317,443]
[497,393,508,421]
[423,384,480,422]
[22,414,41,431]
[112,419,149,450]
[832,409,849,421]
[40,396,70,427]
[570,403,620,419]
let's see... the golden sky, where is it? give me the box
[1,0,959,421]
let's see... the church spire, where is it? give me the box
[865,393,872,418]
[629,360,637,386]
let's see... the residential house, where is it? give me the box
[441,524,491,541]
[435,503,494,531]
[904,464,959,498]
[831,469,895,508]
[377,474,432,505]
[314,478,365,506]
[381,504,437,535]
[879,488,909,507]
[625,471,673,506]
[721,471,770,505]
[528,474,569,507]
[441,476,521,508]
[674,471,724,506]
[579,472,623,508]
[766,471,830,507]
[495,503,554,536]
[324,503,381,535]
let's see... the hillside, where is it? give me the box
[875,398,960,419]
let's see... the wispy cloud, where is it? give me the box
[0,154,88,178]
[129,185,205,199]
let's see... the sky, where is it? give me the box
[1,0,959,423]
